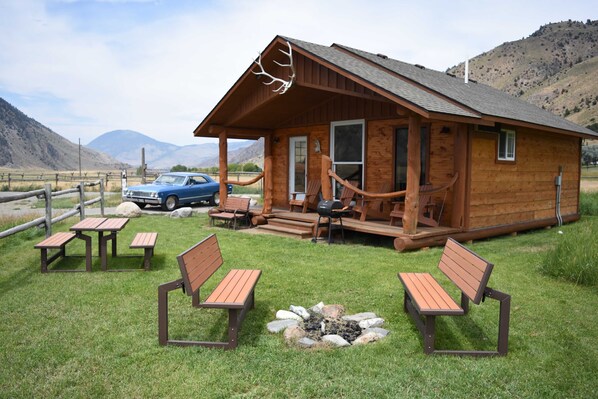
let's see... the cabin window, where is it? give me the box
[498,129,516,161]
[331,120,364,198]
[394,126,429,191]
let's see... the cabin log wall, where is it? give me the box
[469,127,580,228]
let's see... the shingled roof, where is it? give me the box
[283,36,596,138]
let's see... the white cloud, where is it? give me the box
[0,0,596,145]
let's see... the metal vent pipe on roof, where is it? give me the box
[464,59,469,84]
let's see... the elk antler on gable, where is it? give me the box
[252,41,296,95]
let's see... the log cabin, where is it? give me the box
[194,35,598,250]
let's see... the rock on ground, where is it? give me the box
[267,319,299,333]
[115,202,141,218]
[342,312,378,322]
[364,327,390,337]
[322,334,351,347]
[289,305,310,320]
[297,337,317,348]
[352,332,381,345]
[169,207,193,218]
[284,325,307,343]
[358,318,385,329]
[276,310,303,321]
[321,304,345,319]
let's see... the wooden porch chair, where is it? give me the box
[289,179,321,213]
[389,184,438,227]
[338,183,357,208]
[352,182,392,222]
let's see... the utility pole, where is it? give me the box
[141,147,147,184]
[78,138,82,178]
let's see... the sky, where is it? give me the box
[0,0,596,146]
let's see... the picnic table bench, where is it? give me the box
[34,232,82,273]
[209,197,251,230]
[158,234,261,349]
[398,238,511,356]
[130,232,158,270]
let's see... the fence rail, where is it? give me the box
[0,180,105,240]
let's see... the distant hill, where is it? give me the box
[447,20,598,132]
[0,97,124,170]
[87,130,253,169]
[198,138,264,168]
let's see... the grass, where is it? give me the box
[580,191,598,216]
[1,215,597,398]
[28,193,123,209]
[538,217,598,286]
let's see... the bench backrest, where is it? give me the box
[177,234,223,296]
[223,197,250,213]
[438,238,493,305]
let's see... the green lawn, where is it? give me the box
[1,214,597,398]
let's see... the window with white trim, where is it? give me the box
[498,129,516,161]
[331,120,364,198]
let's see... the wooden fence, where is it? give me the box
[0,180,105,239]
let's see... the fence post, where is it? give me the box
[100,179,105,217]
[44,183,52,237]
[7,173,10,190]
[55,173,59,187]
[79,181,86,220]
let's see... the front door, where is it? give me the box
[289,136,307,199]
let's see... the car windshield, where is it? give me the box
[153,175,187,186]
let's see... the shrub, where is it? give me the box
[580,191,598,216]
[539,218,598,286]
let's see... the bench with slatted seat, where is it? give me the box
[398,238,511,356]
[34,232,83,273]
[158,234,261,349]
[209,196,251,230]
[129,232,158,270]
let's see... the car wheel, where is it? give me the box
[162,195,178,211]
[134,202,147,209]
[209,192,220,206]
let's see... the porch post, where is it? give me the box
[321,155,333,200]
[263,134,273,214]
[451,124,469,228]
[403,114,421,234]
[219,131,228,210]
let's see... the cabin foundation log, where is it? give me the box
[393,214,579,251]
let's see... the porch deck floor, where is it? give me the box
[270,210,460,239]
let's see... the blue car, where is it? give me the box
[123,172,232,211]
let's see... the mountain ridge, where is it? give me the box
[0,97,124,170]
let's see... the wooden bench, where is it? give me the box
[398,238,511,356]
[158,234,261,349]
[34,232,82,273]
[209,197,251,230]
[129,232,158,270]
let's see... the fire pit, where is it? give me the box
[267,302,389,348]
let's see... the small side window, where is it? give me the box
[498,129,516,161]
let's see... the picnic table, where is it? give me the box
[70,217,129,271]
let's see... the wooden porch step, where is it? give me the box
[256,224,314,239]
[267,218,314,232]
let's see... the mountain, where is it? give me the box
[198,138,264,168]
[0,97,124,170]
[87,130,253,169]
[447,20,598,132]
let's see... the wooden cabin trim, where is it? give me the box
[289,44,432,120]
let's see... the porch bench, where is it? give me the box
[158,234,261,349]
[209,197,251,230]
[34,232,79,273]
[398,238,511,356]
[129,232,158,270]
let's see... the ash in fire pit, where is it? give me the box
[267,302,389,348]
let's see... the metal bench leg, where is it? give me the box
[143,248,153,270]
[424,316,436,355]
[40,248,48,273]
[158,279,184,346]
[228,309,239,349]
